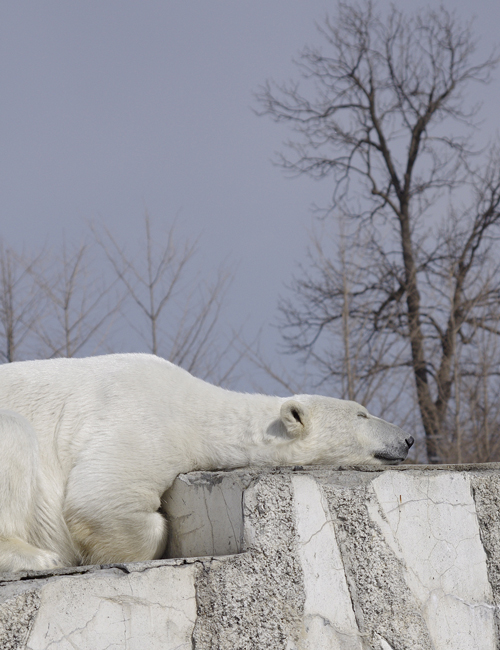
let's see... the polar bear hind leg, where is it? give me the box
[0,410,64,573]
[63,454,169,565]
[66,507,168,565]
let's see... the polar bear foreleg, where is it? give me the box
[0,537,63,573]
[0,410,65,573]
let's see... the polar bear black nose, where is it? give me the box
[406,436,414,448]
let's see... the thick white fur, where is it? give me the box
[0,353,410,572]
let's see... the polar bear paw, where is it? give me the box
[23,547,64,571]
[0,538,65,573]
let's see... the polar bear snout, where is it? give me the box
[365,417,414,464]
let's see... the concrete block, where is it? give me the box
[372,471,496,650]
[0,561,200,650]
[164,470,248,558]
[3,464,500,649]
[291,474,363,650]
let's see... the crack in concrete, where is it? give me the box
[220,488,238,548]
[101,593,196,613]
[297,517,336,548]
[374,633,396,650]
[420,588,496,611]
[323,481,435,649]
[0,557,207,586]
[303,613,364,640]
[42,609,103,650]
[202,490,215,554]
[38,585,197,650]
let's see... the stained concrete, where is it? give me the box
[0,591,40,650]
[164,470,249,558]
[372,471,495,649]
[471,472,500,650]
[0,560,201,650]
[322,475,433,650]
[2,464,500,649]
[292,474,363,650]
[193,474,305,650]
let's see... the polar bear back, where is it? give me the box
[0,354,266,487]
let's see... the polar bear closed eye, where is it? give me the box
[0,353,413,572]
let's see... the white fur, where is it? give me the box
[0,353,410,572]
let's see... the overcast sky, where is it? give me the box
[1,1,499,392]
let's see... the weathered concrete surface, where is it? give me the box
[0,590,40,650]
[372,472,495,649]
[164,470,248,558]
[0,560,200,650]
[471,473,500,648]
[3,464,500,650]
[292,474,363,650]
[193,474,305,650]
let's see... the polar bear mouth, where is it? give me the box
[373,452,406,464]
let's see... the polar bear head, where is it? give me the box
[277,395,413,466]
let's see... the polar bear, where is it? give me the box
[0,353,413,572]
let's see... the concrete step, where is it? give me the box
[2,464,500,649]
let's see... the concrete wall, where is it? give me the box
[2,464,500,649]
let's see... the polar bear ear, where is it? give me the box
[280,400,310,438]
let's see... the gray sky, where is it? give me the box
[1,1,499,392]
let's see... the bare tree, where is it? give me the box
[279,222,417,425]
[438,298,500,463]
[32,240,119,358]
[94,214,240,384]
[258,1,500,462]
[0,243,41,363]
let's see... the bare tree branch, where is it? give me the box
[0,243,42,363]
[94,214,240,384]
[31,240,121,358]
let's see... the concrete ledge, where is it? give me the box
[2,464,500,649]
